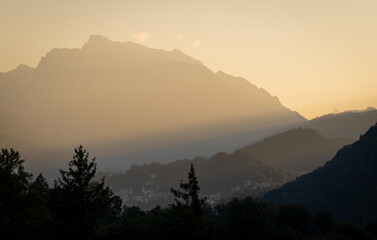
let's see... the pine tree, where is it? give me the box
[0,148,32,239]
[53,145,118,240]
[170,163,206,217]
[27,173,54,239]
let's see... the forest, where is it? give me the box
[1,145,377,240]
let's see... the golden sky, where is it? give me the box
[1,0,377,119]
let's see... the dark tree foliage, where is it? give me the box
[327,222,372,240]
[2,146,377,240]
[276,203,312,234]
[0,149,31,204]
[216,197,276,240]
[0,148,32,239]
[52,145,120,240]
[367,222,377,238]
[168,163,208,239]
[314,210,333,235]
[170,163,206,217]
[24,173,54,239]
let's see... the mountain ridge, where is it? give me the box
[303,109,377,139]
[0,35,306,175]
[264,123,377,224]
[242,127,354,173]
[97,148,296,209]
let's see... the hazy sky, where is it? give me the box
[1,0,377,119]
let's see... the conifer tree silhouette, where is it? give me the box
[171,163,206,217]
[53,145,117,240]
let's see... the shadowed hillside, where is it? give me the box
[98,149,295,209]
[264,123,377,224]
[303,108,377,139]
[242,128,354,173]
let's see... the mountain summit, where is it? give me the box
[85,34,113,46]
[0,35,306,173]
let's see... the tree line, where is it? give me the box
[1,146,376,240]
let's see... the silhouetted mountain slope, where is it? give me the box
[264,123,377,224]
[0,64,34,82]
[0,65,34,118]
[303,108,377,139]
[242,128,354,172]
[98,149,295,209]
[0,105,35,141]
[0,35,306,171]
[0,134,68,180]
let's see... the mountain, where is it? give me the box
[0,65,34,128]
[344,106,376,113]
[0,64,34,83]
[97,149,295,209]
[264,123,377,224]
[0,134,69,180]
[303,108,377,139]
[0,105,33,140]
[0,35,306,173]
[242,128,354,173]
[0,105,69,180]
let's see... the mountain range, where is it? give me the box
[98,126,358,209]
[1,35,376,191]
[0,35,306,175]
